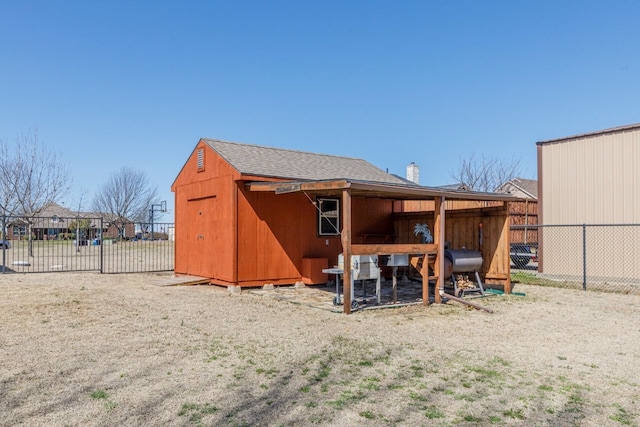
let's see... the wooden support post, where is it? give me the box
[421,252,429,305]
[501,201,512,295]
[434,196,445,304]
[341,189,352,314]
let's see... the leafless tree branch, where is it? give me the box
[0,128,71,255]
[92,166,159,238]
[12,128,71,215]
[450,153,522,192]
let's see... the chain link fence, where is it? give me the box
[510,224,640,295]
[1,215,174,274]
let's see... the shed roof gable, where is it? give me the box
[202,138,407,184]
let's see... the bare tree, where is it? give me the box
[0,128,71,255]
[0,141,19,218]
[450,154,522,192]
[92,166,159,239]
[0,141,17,245]
[73,190,88,252]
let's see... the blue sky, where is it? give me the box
[2,1,640,220]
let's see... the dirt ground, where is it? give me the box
[1,272,638,426]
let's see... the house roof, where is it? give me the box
[179,138,517,203]
[7,202,123,229]
[203,138,408,185]
[36,202,110,220]
[436,183,471,191]
[36,202,77,218]
[536,122,640,146]
[390,173,421,185]
[497,178,538,199]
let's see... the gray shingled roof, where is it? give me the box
[497,177,538,199]
[511,178,538,198]
[203,138,407,184]
[436,183,471,191]
[36,202,77,218]
[8,202,107,229]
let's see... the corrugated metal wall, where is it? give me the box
[540,128,640,224]
[539,127,640,278]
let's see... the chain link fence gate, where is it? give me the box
[1,215,174,274]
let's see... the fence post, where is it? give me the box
[100,217,104,273]
[1,215,5,274]
[582,224,587,291]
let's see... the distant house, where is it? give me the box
[537,123,640,278]
[496,178,538,245]
[5,202,72,240]
[4,202,134,241]
[171,138,517,313]
[496,178,537,200]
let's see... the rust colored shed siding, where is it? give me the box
[351,197,395,242]
[173,141,398,287]
[235,190,394,286]
[237,190,321,285]
[172,141,240,283]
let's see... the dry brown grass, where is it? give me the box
[1,272,638,426]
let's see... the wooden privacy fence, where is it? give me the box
[0,215,174,274]
[509,199,538,244]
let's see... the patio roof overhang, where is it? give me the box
[245,179,518,203]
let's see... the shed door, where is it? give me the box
[187,196,218,277]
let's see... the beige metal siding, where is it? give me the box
[539,127,640,279]
[540,128,640,224]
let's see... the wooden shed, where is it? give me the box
[172,138,516,313]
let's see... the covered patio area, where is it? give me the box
[246,179,516,314]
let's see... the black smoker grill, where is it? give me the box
[444,249,485,297]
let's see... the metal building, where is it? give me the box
[536,123,640,279]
